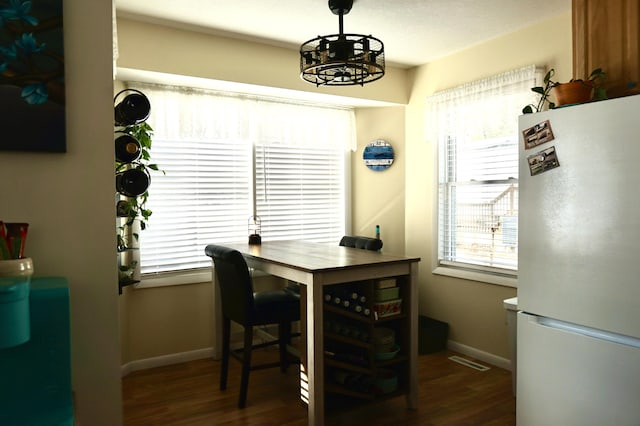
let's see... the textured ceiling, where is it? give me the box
[115,0,571,68]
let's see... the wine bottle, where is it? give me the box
[340,324,353,338]
[115,133,142,163]
[332,370,350,385]
[349,327,362,340]
[114,90,151,126]
[116,168,150,197]
[116,200,129,217]
[349,290,367,304]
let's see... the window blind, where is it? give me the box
[139,137,251,273]
[256,143,345,242]
[127,82,353,276]
[428,65,540,274]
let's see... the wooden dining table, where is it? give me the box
[209,240,421,426]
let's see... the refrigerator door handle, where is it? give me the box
[526,313,640,349]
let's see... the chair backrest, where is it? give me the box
[339,235,383,251]
[205,244,254,324]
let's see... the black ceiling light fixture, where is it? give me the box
[300,0,385,87]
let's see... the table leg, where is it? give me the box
[406,262,419,409]
[212,271,222,360]
[299,285,307,400]
[304,278,325,425]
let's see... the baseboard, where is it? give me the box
[121,339,510,377]
[446,340,511,370]
[121,347,214,377]
[120,330,268,377]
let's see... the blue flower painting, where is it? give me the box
[0,0,65,152]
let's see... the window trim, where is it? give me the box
[432,262,517,288]
[431,150,517,288]
[428,66,540,288]
[122,82,355,282]
[431,135,520,287]
[135,267,275,289]
[136,268,212,289]
[131,141,353,290]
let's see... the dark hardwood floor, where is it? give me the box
[122,348,515,425]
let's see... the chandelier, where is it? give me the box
[300,0,385,87]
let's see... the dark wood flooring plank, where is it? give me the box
[123,349,515,425]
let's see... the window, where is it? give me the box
[127,82,354,278]
[427,66,540,282]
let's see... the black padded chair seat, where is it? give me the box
[252,289,300,324]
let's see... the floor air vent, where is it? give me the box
[448,355,491,371]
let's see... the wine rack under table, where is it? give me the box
[322,276,410,402]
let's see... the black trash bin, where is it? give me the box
[418,316,449,354]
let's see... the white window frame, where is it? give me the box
[125,82,355,288]
[428,66,542,287]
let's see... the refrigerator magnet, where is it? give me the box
[527,146,560,176]
[523,120,555,150]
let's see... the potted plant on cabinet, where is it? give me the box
[522,68,607,114]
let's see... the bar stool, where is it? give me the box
[204,244,300,408]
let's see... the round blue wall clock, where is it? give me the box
[363,139,394,171]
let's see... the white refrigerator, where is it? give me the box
[517,94,640,426]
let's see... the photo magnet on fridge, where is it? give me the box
[522,120,554,150]
[527,146,560,176]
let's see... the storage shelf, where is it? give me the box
[375,354,408,368]
[324,332,372,349]
[325,383,375,400]
[323,276,410,407]
[324,304,372,323]
[325,358,372,375]
[325,383,407,402]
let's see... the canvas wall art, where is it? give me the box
[0,0,65,152]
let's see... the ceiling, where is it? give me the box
[115,0,570,68]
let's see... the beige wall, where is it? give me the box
[116,18,409,105]
[115,17,410,366]
[405,12,573,359]
[123,283,213,360]
[353,107,406,255]
[0,0,121,424]
[116,12,573,366]
[121,274,287,363]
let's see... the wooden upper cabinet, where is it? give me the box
[573,0,640,98]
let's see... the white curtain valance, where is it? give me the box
[127,82,355,150]
[425,65,542,144]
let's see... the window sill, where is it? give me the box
[432,265,517,288]
[135,269,213,289]
[134,267,272,289]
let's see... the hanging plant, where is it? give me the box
[115,121,163,285]
[116,123,160,235]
